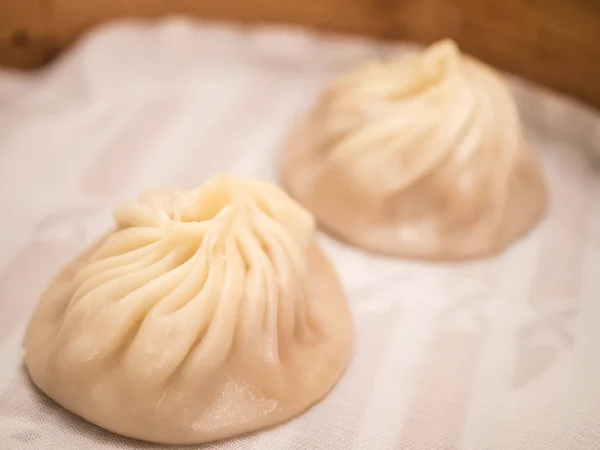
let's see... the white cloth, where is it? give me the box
[0,18,599,450]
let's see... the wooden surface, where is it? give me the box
[0,0,599,108]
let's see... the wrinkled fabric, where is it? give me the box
[1,18,600,450]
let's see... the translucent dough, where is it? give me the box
[281,40,546,260]
[24,174,353,444]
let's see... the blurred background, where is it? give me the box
[1,0,599,108]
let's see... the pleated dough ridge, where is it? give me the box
[25,174,353,444]
[282,40,546,260]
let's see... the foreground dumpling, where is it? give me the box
[281,39,546,260]
[24,174,353,444]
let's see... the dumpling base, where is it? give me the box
[24,237,353,445]
[280,124,547,261]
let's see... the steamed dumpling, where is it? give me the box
[281,39,546,260]
[24,174,353,444]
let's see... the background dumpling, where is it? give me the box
[281,39,547,260]
[24,174,353,445]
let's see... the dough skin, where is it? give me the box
[281,39,546,260]
[24,174,353,445]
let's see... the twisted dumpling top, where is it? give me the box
[281,39,546,259]
[51,174,317,383]
[25,174,353,444]
[315,39,524,202]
